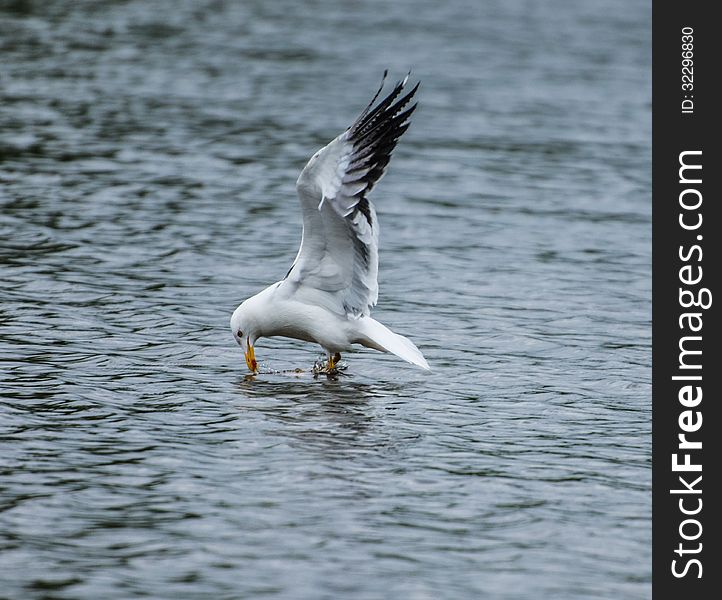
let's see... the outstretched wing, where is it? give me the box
[280,73,419,317]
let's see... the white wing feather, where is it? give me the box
[279,75,419,317]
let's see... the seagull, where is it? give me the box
[230,72,430,374]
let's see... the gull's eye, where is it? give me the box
[236,330,243,338]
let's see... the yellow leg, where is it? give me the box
[327,352,341,371]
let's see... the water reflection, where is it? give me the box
[235,376,413,457]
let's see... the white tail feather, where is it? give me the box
[358,318,430,370]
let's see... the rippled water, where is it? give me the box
[1,1,650,598]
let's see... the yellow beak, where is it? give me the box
[244,341,258,373]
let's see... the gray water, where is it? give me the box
[1,1,651,598]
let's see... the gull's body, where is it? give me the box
[231,74,429,373]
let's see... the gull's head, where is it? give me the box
[230,301,259,373]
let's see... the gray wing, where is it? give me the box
[279,73,419,317]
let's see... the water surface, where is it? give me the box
[1,1,650,598]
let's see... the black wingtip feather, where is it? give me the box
[349,71,418,137]
[353,70,389,129]
[355,102,417,147]
[346,73,419,227]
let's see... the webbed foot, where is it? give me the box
[312,353,346,377]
